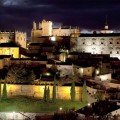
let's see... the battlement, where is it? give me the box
[31,19,80,37]
[15,30,27,35]
[0,31,14,34]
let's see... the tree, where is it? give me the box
[50,64,59,77]
[43,83,47,102]
[2,79,7,100]
[70,80,75,102]
[6,65,35,84]
[52,75,56,103]
[1,66,8,80]
[95,91,105,101]
[0,80,1,100]
[81,80,88,103]
[46,86,50,103]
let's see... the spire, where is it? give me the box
[105,15,108,26]
[105,15,108,30]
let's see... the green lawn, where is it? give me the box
[0,96,87,113]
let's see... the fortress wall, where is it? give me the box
[1,84,83,101]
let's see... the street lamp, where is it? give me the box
[59,107,63,111]
[87,103,91,107]
[13,111,15,120]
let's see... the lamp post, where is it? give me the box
[13,112,15,120]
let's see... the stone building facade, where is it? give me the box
[71,33,120,59]
[0,31,27,48]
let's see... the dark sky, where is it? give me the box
[0,0,120,36]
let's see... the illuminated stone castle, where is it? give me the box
[31,19,80,42]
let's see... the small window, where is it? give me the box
[101,42,103,44]
[117,51,119,54]
[110,42,112,44]
[109,38,113,40]
[117,42,119,44]
[110,51,112,54]
[92,38,96,40]
[83,42,85,44]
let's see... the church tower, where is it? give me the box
[100,16,113,34]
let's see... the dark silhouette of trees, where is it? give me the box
[43,83,47,102]
[2,79,7,100]
[6,65,35,84]
[81,81,88,103]
[70,80,75,102]
[52,75,56,103]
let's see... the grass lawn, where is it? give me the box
[0,96,87,113]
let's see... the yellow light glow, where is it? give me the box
[96,70,100,75]
[50,36,56,41]
[2,84,82,100]
[46,72,51,76]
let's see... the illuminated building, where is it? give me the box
[31,19,80,43]
[0,42,19,58]
[71,33,120,59]
[0,31,27,48]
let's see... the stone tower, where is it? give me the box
[41,19,52,36]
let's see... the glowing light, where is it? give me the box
[50,36,56,41]
[96,70,100,75]
[59,107,63,111]
[87,103,91,106]
[46,72,51,76]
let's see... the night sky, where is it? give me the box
[0,0,120,36]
